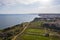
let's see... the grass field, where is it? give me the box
[16,28,60,40]
[25,28,45,34]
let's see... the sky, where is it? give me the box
[0,0,60,14]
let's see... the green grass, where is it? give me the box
[25,28,45,34]
[28,21,44,29]
[19,34,50,40]
[16,28,60,40]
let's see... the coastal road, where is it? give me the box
[12,23,30,40]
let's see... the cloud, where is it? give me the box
[0,0,39,7]
[37,5,60,13]
[53,0,60,5]
[0,0,17,7]
[16,0,38,4]
[0,0,60,14]
[0,0,60,7]
[0,5,60,14]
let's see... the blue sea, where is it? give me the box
[0,14,38,29]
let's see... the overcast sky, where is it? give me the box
[0,0,60,14]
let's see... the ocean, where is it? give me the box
[0,14,38,29]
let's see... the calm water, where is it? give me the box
[0,14,38,29]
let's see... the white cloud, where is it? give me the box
[0,5,60,14]
[0,0,59,7]
[0,0,60,14]
[0,0,57,8]
[37,5,60,13]
[16,0,38,4]
[0,0,53,6]
[0,0,39,6]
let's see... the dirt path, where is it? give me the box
[12,23,30,40]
